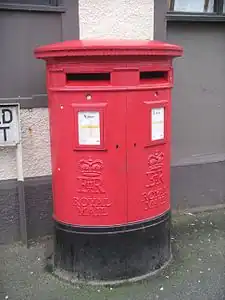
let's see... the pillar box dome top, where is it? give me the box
[34,40,183,60]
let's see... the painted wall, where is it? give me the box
[167,21,225,211]
[0,108,51,179]
[79,0,154,40]
[168,22,225,166]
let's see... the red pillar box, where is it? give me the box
[34,40,183,284]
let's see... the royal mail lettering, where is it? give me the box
[74,158,111,217]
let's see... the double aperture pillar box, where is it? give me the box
[34,40,183,283]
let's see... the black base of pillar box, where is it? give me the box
[51,211,171,285]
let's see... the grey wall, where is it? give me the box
[0,0,79,106]
[0,11,61,99]
[154,0,167,40]
[167,22,225,210]
[167,22,225,166]
[0,177,53,245]
[0,180,20,245]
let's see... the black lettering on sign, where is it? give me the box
[2,109,13,124]
[0,126,10,141]
[0,108,13,142]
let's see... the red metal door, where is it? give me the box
[51,91,127,227]
[126,89,171,223]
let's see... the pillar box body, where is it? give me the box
[35,40,183,284]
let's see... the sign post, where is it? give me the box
[0,104,27,246]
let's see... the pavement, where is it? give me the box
[1,209,225,300]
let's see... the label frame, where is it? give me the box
[144,100,168,147]
[72,103,107,151]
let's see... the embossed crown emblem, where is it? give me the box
[78,158,103,177]
[148,151,164,169]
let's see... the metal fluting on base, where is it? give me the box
[52,211,171,284]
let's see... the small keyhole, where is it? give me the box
[116,144,119,149]
[134,143,137,147]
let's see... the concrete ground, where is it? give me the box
[1,209,225,300]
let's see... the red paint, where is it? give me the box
[35,40,183,227]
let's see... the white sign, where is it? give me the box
[151,107,164,141]
[78,111,100,145]
[0,104,20,146]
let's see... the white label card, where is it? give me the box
[78,111,100,145]
[151,107,164,141]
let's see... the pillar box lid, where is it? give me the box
[34,40,183,60]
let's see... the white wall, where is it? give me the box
[0,108,51,180]
[79,0,154,40]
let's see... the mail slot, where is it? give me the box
[34,40,183,284]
